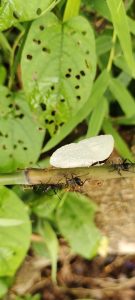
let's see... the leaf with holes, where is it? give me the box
[0,0,60,31]
[21,12,96,135]
[0,186,31,276]
[0,86,45,172]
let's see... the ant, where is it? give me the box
[111,159,135,175]
[65,174,86,189]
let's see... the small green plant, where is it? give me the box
[0,0,135,297]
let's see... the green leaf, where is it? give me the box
[43,69,110,152]
[109,78,135,117]
[0,86,45,172]
[32,194,59,219]
[39,221,58,282]
[106,0,135,77]
[86,97,108,137]
[56,192,101,259]
[103,118,134,161]
[0,0,60,31]
[90,0,111,20]
[63,0,81,21]
[0,278,8,298]
[114,115,135,125]
[0,186,31,277]
[96,35,112,56]
[0,65,6,85]
[21,12,96,135]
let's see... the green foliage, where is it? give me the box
[0,0,60,31]
[0,186,31,277]
[56,192,101,259]
[0,86,45,172]
[21,12,96,134]
[0,0,135,297]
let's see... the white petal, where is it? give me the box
[50,134,114,168]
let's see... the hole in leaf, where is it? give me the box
[39,25,44,30]
[2,145,6,150]
[8,103,13,108]
[75,85,80,89]
[6,94,11,98]
[85,59,90,69]
[51,110,56,116]
[13,144,17,149]
[45,119,49,124]
[40,103,46,111]
[23,147,27,151]
[42,47,51,53]
[27,54,33,60]
[82,31,86,35]
[18,140,23,144]
[15,104,20,110]
[33,39,41,45]
[5,134,8,138]
[60,122,64,126]
[13,11,20,19]
[68,68,72,72]
[60,98,65,102]
[65,73,71,78]
[18,113,24,119]
[76,95,81,100]
[54,125,58,133]
[36,8,42,15]
[38,127,43,131]
[0,132,3,136]
[75,75,80,80]
[80,70,86,76]
[51,85,55,90]
[49,120,54,124]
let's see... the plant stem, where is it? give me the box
[0,164,135,186]
[63,0,81,22]
[107,30,117,72]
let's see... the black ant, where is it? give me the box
[111,159,135,175]
[65,174,86,189]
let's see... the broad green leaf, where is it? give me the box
[32,194,59,219]
[96,35,112,56]
[43,69,110,152]
[86,97,108,137]
[39,221,58,282]
[0,0,60,31]
[0,86,45,172]
[109,78,135,117]
[103,118,134,161]
[21,12,96,135]
[56,192,101,259]
[0,186,31,276]
[106,0,135,77]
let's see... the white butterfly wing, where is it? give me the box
[50,134,114,168]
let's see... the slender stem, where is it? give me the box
[107,30,117,72]
[0,164,135,186]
